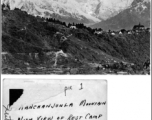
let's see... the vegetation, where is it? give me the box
[2,7,150,74]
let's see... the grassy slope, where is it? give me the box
[2,9,150,74]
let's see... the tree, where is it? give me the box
[14,8,20,11]
[62,22,66,26]
[2,3,5,10]
[72,22,75,26]
[2,3,10,10]
[98,28,103,31]
[6,4,10,10]
[68,23,72,27]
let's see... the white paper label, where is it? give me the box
[3,79,107,120]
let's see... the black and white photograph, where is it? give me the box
[1,0,151,74]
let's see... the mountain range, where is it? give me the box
[1,0,151,29]
[1,0,135,24]
[91,0,151,30]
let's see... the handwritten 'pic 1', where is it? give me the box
[3,79,107,120]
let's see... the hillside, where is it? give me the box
[2,9,150,74]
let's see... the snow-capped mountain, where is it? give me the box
[1,0,135,24]
[91,0,150,30]
[78,0,134,20]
